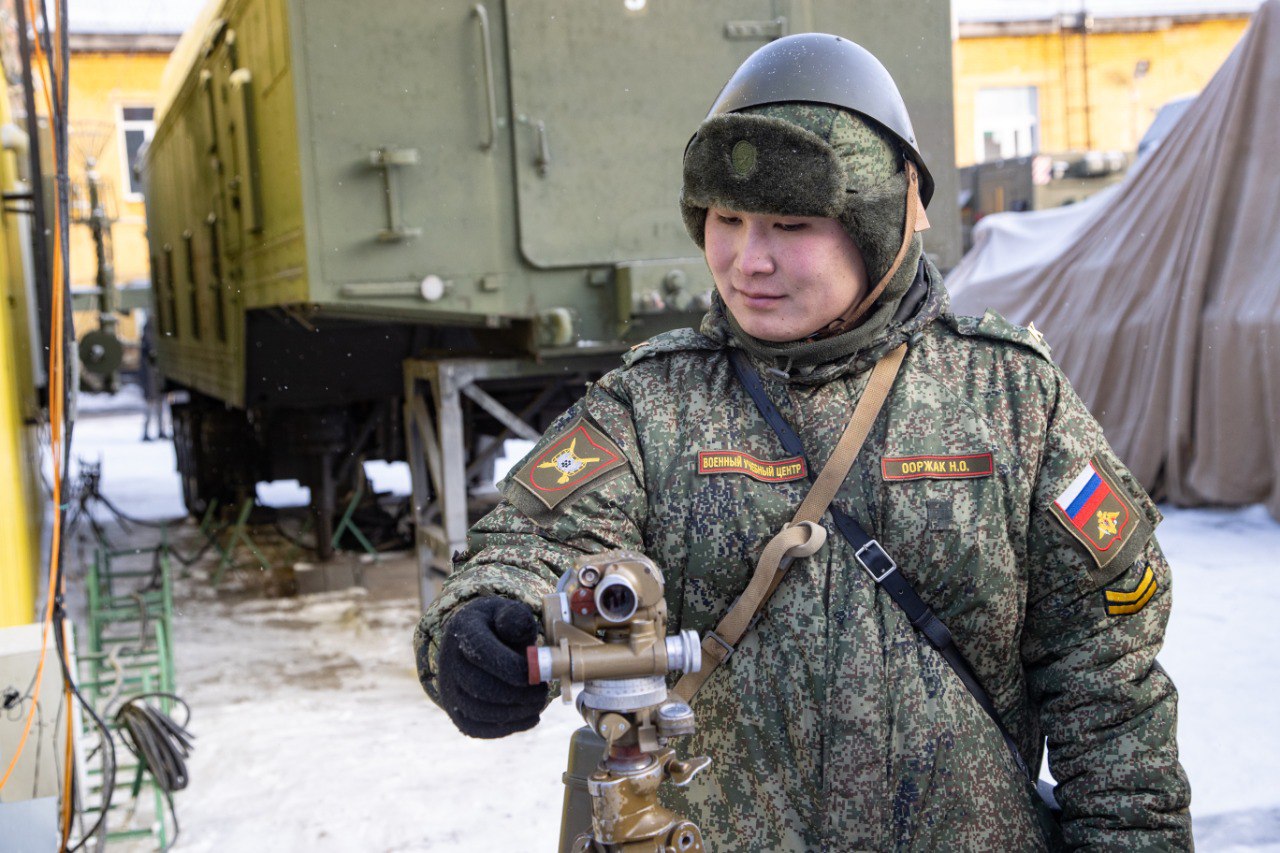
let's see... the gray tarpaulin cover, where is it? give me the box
[947,0,1280,520]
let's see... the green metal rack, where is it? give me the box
[75,536,178,849]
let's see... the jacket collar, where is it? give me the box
[699,256,949,385]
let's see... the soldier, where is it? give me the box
[414,34,1192,850]
[139,311,169,442]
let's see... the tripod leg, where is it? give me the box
[559,726,606,853]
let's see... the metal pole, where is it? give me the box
[404,367,446,608]
[430,364,471,564]
[1078,9,1093,150]
[13,0,51,387]
[315,451,335,560]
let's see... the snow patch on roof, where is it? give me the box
[68,0,208,35]
[955,0,1262,22]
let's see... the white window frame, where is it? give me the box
[117,104,156,201]
[974,86,1040,163]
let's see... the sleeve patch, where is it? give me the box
[1104,565,1157,616]
[1049,455,1142,571]
[512,416,626,511]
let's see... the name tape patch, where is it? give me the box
[1049,457,1135,566]
[882,453,994,481]
[514,417,626,511]
[1104,565,1157,616]
[696,450,807,483]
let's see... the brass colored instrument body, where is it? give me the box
[530,551,709,853]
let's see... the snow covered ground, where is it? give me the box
[62,399,1280,851]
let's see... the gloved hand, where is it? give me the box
[437,596,549,738]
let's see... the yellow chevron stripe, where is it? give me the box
[1105,567,1156,604]
[1106,571,1157,616]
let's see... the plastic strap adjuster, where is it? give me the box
[855,539,898,583]
[704,630,735,662]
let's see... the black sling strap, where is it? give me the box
[727,348,1032,781]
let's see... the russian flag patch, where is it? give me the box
[1050,457,1136,568]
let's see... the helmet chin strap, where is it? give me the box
[816,161,926,338]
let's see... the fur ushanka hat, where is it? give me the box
[680,104,929,337]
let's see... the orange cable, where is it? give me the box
[47,2,86,843]
[41,0,77,842]
[49,0,76,836]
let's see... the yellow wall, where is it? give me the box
[0,65,43,627]
[0,253,41,627]
[69,50,168,347]
[954,17,1249,166]
[69,50,168,288]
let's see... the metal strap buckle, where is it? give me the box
[855,539,898,583]
[704,630,735,662]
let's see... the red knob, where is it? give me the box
[526,646,541,685]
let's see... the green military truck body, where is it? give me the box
[143,0,959,553]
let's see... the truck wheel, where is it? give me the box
[171,399,209,516]
[171,394,259,517]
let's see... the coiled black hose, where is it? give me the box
[113,693,194,794]
[112,692,195,850]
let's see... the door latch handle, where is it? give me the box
[369,146,422,242]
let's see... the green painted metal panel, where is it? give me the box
[505,0,775,268]
[296,1,514,288]
[145,0,308,407]
[144,0,959,408]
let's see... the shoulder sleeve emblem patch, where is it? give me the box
[1050,455,1140,569]
[513,417,626,511]
[1104,565,1157,616]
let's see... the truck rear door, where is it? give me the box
[503,0,778,268]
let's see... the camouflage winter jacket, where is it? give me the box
[414,271,1192,851]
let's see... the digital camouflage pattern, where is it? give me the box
[413,266,1192,851]
[747,104,902,192]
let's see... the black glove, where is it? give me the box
[437,596,548,738]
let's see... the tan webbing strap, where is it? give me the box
[670,521,826,701]
[672,343,908,702]
[824,163,921,334]
[791,343,908,527]
[759,341,908,602]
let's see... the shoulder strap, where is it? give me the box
[697,344,1032,781]
[672,345,906,703]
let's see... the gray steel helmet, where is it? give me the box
[704,32,933,207]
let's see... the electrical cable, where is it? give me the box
[166,526,228,567]
[52,606,117,853]
[112,693,192,793]
[112,693,193,851]
[29,697,45,800]
[95,491,184,529]
[65,461,227,567]
[38,0,77,841]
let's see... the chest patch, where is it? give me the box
[696,450,807,483]
[513,417,625,510]
[881,453,994,481]
[1050,457,1137,567]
